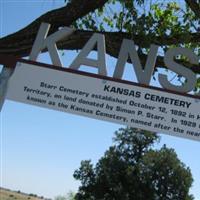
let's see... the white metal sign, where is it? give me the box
[6,62,200,141]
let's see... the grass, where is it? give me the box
[0,188,48,200]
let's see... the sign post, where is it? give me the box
[0,67,14,111]
[0,55,18,111]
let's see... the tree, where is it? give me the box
[0,0,199,77]
[54,196,67,200]
[54,191,75,200]
[73,127,194,200]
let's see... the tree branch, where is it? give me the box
[185,0,200,19]
[0,1,199,74]
[1,29,200,55]
[0,0,109,55]
[0,30,200,74]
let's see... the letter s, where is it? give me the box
[158,47,198,93]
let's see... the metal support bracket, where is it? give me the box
[0,67,14,111]
[0,54,18,111]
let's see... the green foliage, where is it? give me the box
[54,191,75,200]
[72,0,200,91]
[73,127,194,200]
[73,0,198,37]
[54,196,67,200]
[194,77,200,93]
[29,193,37,197]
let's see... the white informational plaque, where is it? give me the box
[6,61,200,141]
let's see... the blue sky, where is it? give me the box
[0,0,200,199]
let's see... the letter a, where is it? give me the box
[69,33,107,76]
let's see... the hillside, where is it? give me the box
[0,188,51,200]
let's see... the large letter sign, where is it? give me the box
[1,23,200,141]
[29,23,199,94]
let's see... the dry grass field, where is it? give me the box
[0,188,50,200]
